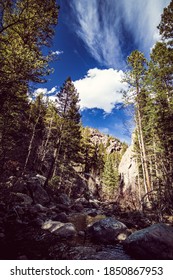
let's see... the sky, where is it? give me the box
[34,0,170,144]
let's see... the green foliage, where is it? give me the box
[56,77,82,162]
[0,0,59,107]
[123,1,173,212]
[102,152,120,199]
[42,77,82,190]
[158,0,173,47]
[0,0,59,177]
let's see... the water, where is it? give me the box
[66,213,133,260]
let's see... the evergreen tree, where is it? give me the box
[44,77,82,189]
[158,0,173,47]
[146,41,173,208]
[0,88,30,175]
[102,152,119,199]
[0,0,59,108]
[0,0,59,175]
[125,50,151,195]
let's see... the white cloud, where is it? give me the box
[33,86,58,97]
[51,50,64,56]
[47,86,57,94]
[33,88,48,96]
[74,68,127,113]
[32,69,128,113]
[69,0,170,67]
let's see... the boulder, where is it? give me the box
[88,199,100,209]
[27,177,49,205]
[32,204,49,212]
[56,194,70,205]
[12,192,33,205]
[42,220,77,238]
[54,212,69,223]
[13,177,29,194]
[74,197,88,205]
[87,217,128,244]
[35,174,46,185]
[123,223,173,259]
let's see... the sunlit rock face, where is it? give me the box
[88,128,122,153]
[118,140,138,192]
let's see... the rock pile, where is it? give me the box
[0,173,173,260]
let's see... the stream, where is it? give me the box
[48,213,134,260]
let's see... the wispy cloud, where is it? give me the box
[74,68,127,113]
[69,0,170,68]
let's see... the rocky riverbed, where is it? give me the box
[0,174,173,260]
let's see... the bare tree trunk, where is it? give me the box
[136,120,148,195]
[136,105,151,193]
[136,159,142,209]
[42,117,53,161]
[58,148,67,189]
[43,123,63,188]
[23,108,41,174]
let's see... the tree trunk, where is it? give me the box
[23,108,41,174]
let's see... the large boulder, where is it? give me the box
[56,194,70,205]
[124,223,173,259]
[87,217,128,244]
[27,176,49,205]
[12,192,33,205]
[42,220,77,239]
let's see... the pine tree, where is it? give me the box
[0,0,59,109]
[146,41,173,207]
[102,152,119,199]
[0,88,30,175]
[158,0,173,47]
[0,0,59,176]
[44,77,82,189]
[126,50,151,195]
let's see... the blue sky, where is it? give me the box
[34,0,170,144]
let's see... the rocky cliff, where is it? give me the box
[86,128,123,154]
[82,127,127,199]
[118,138,138,192]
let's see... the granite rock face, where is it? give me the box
[118,144,138,192]
[88,128,122,153]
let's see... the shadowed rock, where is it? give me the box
[124,223,173,259]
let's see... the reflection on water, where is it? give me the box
[62,213,133,259]
[69,213,106,231]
